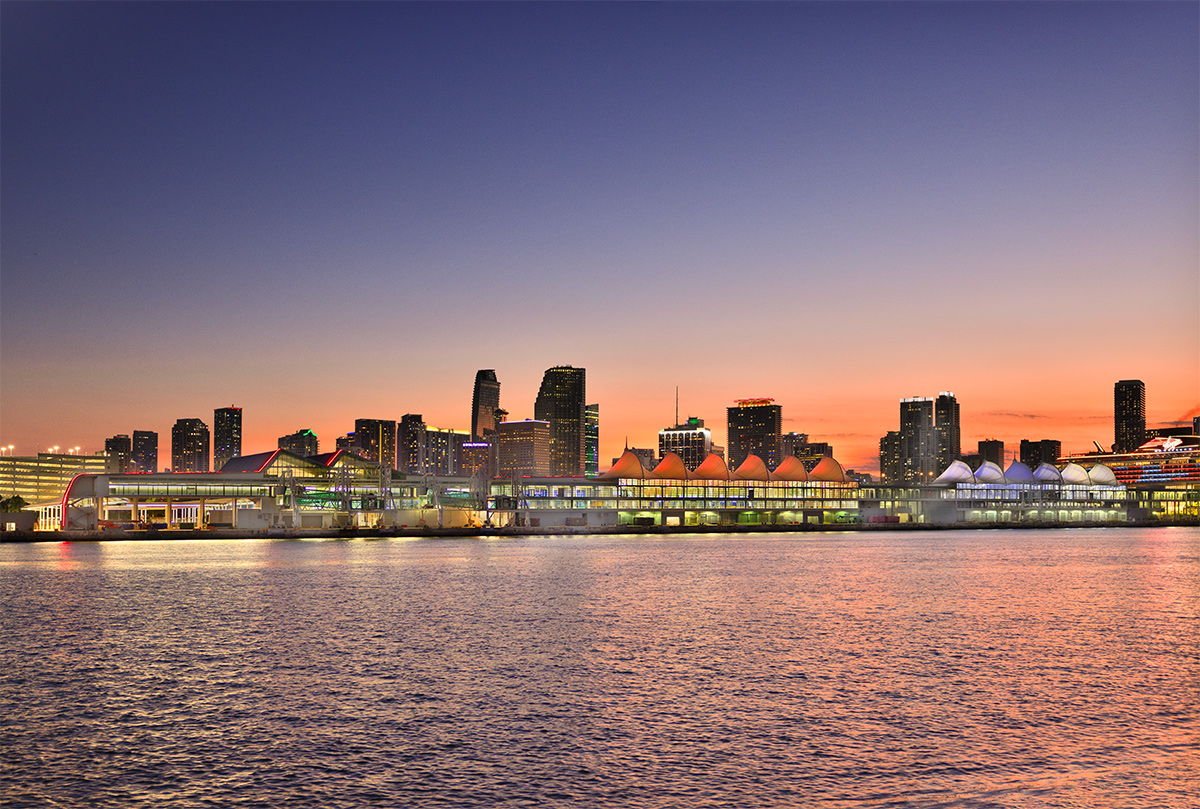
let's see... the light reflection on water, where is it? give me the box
[2,528,1197,808]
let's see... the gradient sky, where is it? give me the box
[2,2,1197,472]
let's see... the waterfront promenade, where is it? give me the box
[4,517,1197,542]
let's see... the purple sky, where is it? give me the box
[2,2,1197,470]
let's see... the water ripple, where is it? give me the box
[2,528,1197,808]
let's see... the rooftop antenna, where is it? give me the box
[675,386,679,428]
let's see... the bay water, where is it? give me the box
[2,528,1197,807]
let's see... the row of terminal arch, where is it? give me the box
[598,450,849,482]
[933,460,1119,487]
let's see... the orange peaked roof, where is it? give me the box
[733,454,770,481]
[692,453,731,480]
[651,452,691,480]
[597,449,652,480]
[770,455,810,481]
[809,455,847,482]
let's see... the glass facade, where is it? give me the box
[534,366,586,476]
[213,407,242,471]
[171,418,210,473]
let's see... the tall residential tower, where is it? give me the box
[132,430,158,474]
[534,366,586,476]
[1114,380,1146,452]
[354,418,397,471]
[726,399,782,469]
[897,392,960,483]
[171,418,210,473]
[213,406,242,471]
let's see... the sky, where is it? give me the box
[2,1,1197,473]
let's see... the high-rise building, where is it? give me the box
[354,418,397,471]
[460,441,492,477]
[585,403,600,476]
[398,414,427,473]
[897,392,960,483]
[278,429,319,457]
[659,417,712,470]
[213,406,242,471]
[424,428,468,475]
[104,435,132,474]
[496,420,551,478]
[934,392,960,471]
[1114,380,1146,452]
[534,366,586,476]
[978,439,1004,467]
[471,370,502,440]
[1019,439,1061,467]
[131,430,158,474]
[899,397,935,483]
[1194,416,1200,435]
[879,431,902,483]
[726,399,782,469]
[171,418,210,473]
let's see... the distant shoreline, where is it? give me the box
[2,518,1197,543]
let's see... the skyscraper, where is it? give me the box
[899,397,935,483]
[213,406,242,471]
[934,392,960,471]
[131,430,158,474]
[104,435,132,473]
[398,414,426,473]
[534,366,586,476]
[897,392,960,483]
[424,428,468,475]
[585,403,600,476]
[354,418,397,471]
[879,431,902,483]
[471,370,502,440]
[171,418,210,473]
[1114,380,1146,452]
[726,399,782,469]
[279,429,319,457]
[659,417,712,470]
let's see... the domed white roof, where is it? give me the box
[973,461,1007,484]
[1088,464,1118,486]
[933,460,975,486]
[1060,463,1091,485]
[1033,462,1062,482]
[1004,461,1034,482]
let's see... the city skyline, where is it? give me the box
[3,366,1196,476]
[2,3,1197,472]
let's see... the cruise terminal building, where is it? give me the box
[21,441,1198,533]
